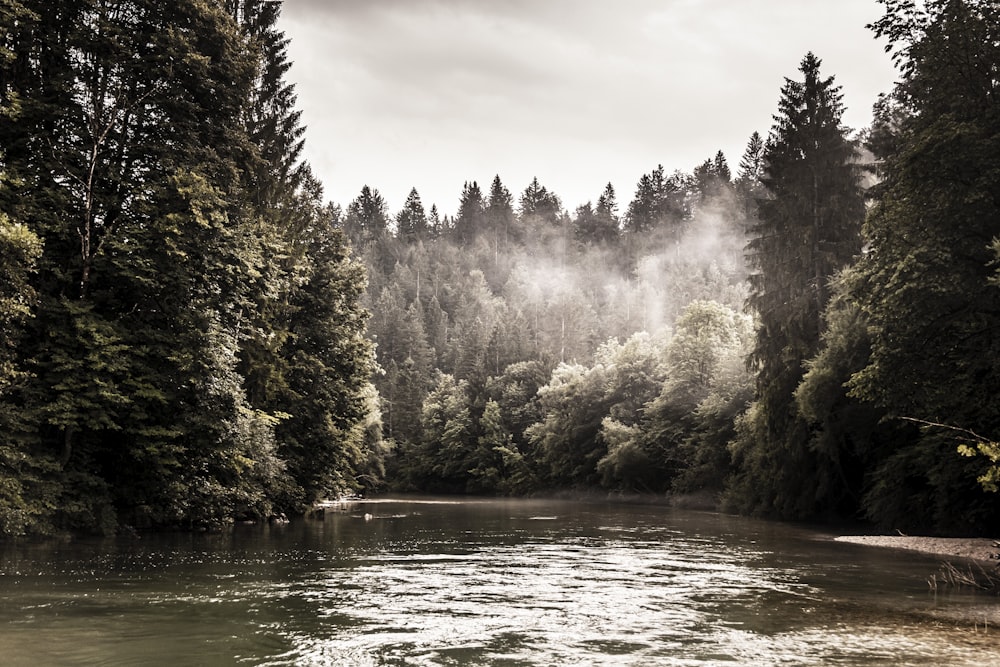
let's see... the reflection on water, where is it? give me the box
[1,497,998,666]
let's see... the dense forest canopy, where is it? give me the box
[1,0,998,537]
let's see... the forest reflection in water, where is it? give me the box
[1,497,998,666]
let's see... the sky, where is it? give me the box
[277,0,899,218]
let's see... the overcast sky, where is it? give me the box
[277,0,899,218]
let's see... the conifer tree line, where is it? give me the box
[1,0,998,537]
[345,0,1000,535]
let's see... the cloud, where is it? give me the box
[278,0,897,216]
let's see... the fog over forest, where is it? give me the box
[1,0,998,539]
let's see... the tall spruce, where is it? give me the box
[396,187,428,243]
[728,53,865,519]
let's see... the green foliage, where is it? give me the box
[0,0,381,535]
[530,333,666,488]
[730,52,866,520]
[959,441,1000,494]
[527,363,613,487]
[847,0,1000,532]
[0,215,40,393]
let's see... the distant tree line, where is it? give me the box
[2,0,998,538]
[348,0,1000,535]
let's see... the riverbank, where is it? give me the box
[835,534,999,563]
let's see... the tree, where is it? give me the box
[485,174,516,251]
[227,0,307,209]
[594,182,621,242]
[276,206,376,510]
[847,0,1000,532]
[624,165,688,235]
[0,0,379,533]
[693,151,732,203]
[453,180,485,244]
[0,208,53,535]
[344,185,390,244]
[728,53,866,520]
[735,132,766,233]
[574,183,620,247]
[396,187,427,242]
[519,176,562,224]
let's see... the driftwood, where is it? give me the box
[928,557,1000,593]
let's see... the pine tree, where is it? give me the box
[624,165,688,235]
[728,53,865,520]
[396,187,428,243]
[344,185,390,245]
[735,131,766,231]
[277,200,376,509]
[575,183,619,246]
[485,175,515,251]
[453,180,485,244]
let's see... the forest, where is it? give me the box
[1,0,999,537]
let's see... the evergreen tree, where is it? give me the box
[595,183,620,238]
[427,204,443,239]
[848,0,1000,532]
[735,131,766,231]
[518,176,564,247]
[728,53,865,520]
[624,165,688,235]
[227,0,306,208]
[277,201,376,509]
[396,187,428,243]
[693,151,732,204]
[519,176,562,223]
[0,0,378,532]
[485,174,516,250]
[453,180,485,244]
[575,183,620,247]
[344,185,390,245]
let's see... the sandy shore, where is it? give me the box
[835,534,1000,563]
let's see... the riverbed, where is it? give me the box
[1,497,998,665]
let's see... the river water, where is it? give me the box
[1,497,998,666]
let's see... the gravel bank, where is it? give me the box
[835,535,1000,563]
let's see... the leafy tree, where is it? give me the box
[527,362,611,487]
[467,399,513,492]
[0,215,39,397]
[0,207,54,535]
[847,0,1000,532]
[529,334,664,488]
[413,373,475,491]
[728,53,865,520]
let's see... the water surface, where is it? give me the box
[1,497,998,665]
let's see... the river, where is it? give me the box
[1,497,998,666]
